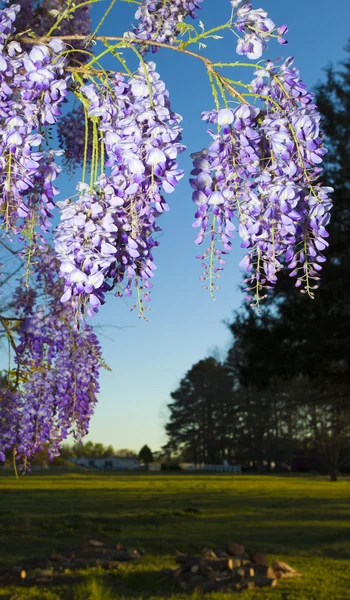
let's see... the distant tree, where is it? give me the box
[165,358,235,465]
[104,445,115,457]
[64,441,114,459]
[93,443,106,458]
[115,448,137,458]
[138,445,153,470]
[82,441,95,458]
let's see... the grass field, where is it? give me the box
[0,472,349,600]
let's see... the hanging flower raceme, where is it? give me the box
[125,0,204,53]
[0,6,69,240]
[231,0,288,59]
[0,247,102,466]
[55,61,185,316]
[252,59,333,296]
[0,388,21,463]
[191,104,265,296]
[193,56,333,304]
[1,0,35,36]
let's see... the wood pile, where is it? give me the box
[0,540,142,586]
[161,543,302,593]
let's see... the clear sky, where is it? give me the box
[79,0,350,454]
[4,0,348,455]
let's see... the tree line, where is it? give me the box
[164,45,350,481]
[0,442,155,468]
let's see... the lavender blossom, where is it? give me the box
[4,0,92,65]
[193,57,332,304]
[55,62,185,315]
[0,6,69,243]
[0,246,102,465]
[232,0,288,59]
[126,0,204,53]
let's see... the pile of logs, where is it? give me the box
[0,540,142,586]
[161,543,302,593]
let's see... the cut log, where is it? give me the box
[252,564,268,576]
[241,559,253,569]
[275,570,303,579]
[50,553,69,563]
[115,543,125,551]
[195,580,224,593]
[202,558,235,571]
[37,569,54,577]
[240,581,256,591]
[252,552,268,566]
[214,548,229,558]
[198,564,216,579]
[267,567,278,579]
[250,576,278,588]
[88,539,105,547]
[175,554,199,565]
[71,557,119,569]
[201,548,216,559]
[272,560,296,573]
[35,576,52,584]
[82,548,137,561]
[226,568,245,583]
[190,575,204,585]
[227,542,245,555]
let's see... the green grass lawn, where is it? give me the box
[0,472,349,600]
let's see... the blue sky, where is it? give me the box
[79,0,350,454]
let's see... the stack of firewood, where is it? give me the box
[161,543,302,593]
[0,540,142,586]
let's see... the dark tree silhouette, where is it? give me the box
[138,445,153,469]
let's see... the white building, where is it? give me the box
[73,456,141,470]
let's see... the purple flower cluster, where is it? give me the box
[0,247,101,464]
[0,5,69,236]
[0,389,20,462]
[231,0,288,59]
[192,57,333,303]
[4,0,91,65]
[1,0,35,35]
[126,0,204,53]
[35,0,92,65]
[55,61,185,315]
